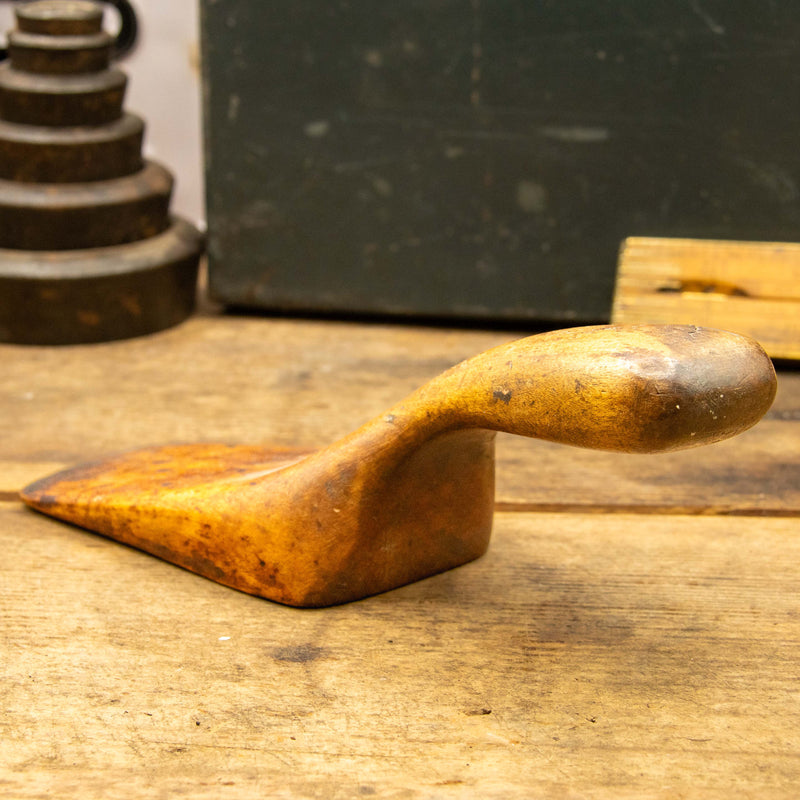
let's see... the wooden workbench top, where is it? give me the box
[2,313,799,798]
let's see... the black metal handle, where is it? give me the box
[104,0,138,58]
[0,0,139,60]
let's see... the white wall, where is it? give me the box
[121,0,206,227]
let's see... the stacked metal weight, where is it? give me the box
[0,0,203,344]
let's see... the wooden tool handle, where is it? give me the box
[20,323,778,607]
[405,324,776,453]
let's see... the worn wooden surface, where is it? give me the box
[2,312,800,797]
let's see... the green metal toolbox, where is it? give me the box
[200,1,800,324]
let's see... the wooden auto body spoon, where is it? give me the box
[22,324,776,606]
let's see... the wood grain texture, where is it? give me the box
[2,506,799,798]
[1,314,797,510]
[613,237,800,359]
[18,324,776,606]
[1,313,799,795]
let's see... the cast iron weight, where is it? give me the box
[22,325,776,606]
[0,0,203,344]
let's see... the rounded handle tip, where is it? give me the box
[437,324,777,453]
[613,325,776,452]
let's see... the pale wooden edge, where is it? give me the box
[613,236,800,359]
[619,236,800,294]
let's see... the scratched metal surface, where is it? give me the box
[200,1,800,323]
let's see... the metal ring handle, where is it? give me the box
[0,0,139,60]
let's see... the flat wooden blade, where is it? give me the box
[20,443,311,542]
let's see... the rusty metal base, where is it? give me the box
[0,216,203,344]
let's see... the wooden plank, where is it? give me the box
[2,314,798,513]
[6,419,800,516]
[2,314,799,795]
[612,237,800,360]
[0,315,513,462]
[496,419,800,515]
[2,504,799,797]
[617,237,800,297]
